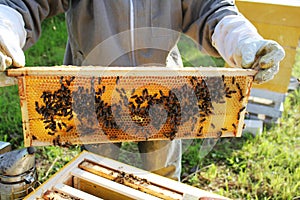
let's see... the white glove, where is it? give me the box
[212,15,285,84]
[0,5,26,71]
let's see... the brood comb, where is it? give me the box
[7,66,255,147]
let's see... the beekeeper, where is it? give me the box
[0,0,284,181]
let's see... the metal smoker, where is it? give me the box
[0,142,37,200]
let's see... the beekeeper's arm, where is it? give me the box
[0,1,69,70]
[182,0,285,84]
[212,15,285,83]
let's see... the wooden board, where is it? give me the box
[7,66,255,147]
[236,0,300,28]
[24,151,228,200]
[246,88,286,120]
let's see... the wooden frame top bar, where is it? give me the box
[7,66,256,77]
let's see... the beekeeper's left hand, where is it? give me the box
[212,15,285,84]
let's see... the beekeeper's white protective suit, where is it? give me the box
[0,0,284,180]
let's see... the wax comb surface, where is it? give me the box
[7,66,255,147]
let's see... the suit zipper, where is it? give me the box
[130,0,136,66]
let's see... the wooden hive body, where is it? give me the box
[25,151,228,200]
[7,66,255,147]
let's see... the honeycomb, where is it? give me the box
[7,66,255,147]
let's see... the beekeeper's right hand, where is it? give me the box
[0,5,26,71]
[212,15,285,84]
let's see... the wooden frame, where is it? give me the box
[7,66,255,147]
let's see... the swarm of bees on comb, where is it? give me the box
[8,67,254,147]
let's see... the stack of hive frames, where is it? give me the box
[7,66,255,147]
[25,151,228,199]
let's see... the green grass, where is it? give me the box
[0,14,299,199]
[0,85,22,147]
[24,14,68,66]
[178,34,225,67]
[182,99,300,199]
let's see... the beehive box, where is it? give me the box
[24,150,228,200]
[7,66,255,147]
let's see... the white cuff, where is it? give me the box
[212,15,262,68]
[0,4,26,48]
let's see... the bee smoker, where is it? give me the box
[0,143,38,200]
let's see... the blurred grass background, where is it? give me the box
[0,14,299,199]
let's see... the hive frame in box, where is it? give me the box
[8,66,256,147]
[25,151,228,200]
